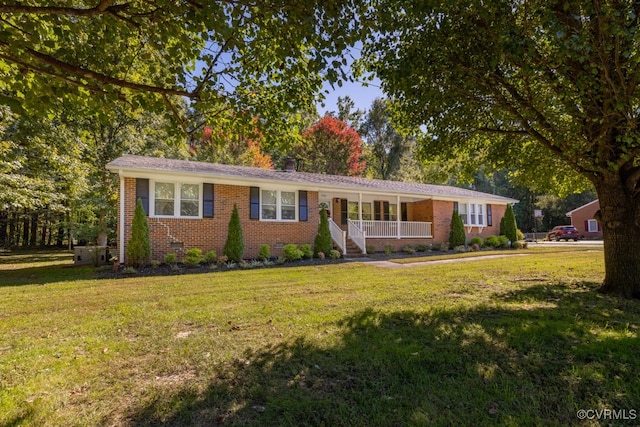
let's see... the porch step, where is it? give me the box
[339,237,366,257]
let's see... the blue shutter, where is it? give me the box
[299,191,308,221]
[203,183,214,218]
[135,178,149,215]
[250,187,260,219]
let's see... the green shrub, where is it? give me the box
[184,248,203,268]
[403,245,415,254]
[258,244,270,261]
[416,244,431,252]
[165,252,177,264]
[150,260,161,268]
[469,236,484,247]
[366,244,377,254]
[384,244,394,256]
[498,235,510,248]
[432,242,448,251]
[449,211,466,249]
[126,199,151,267]
[513,240,528,249]
[329,249,341,259]
[500,204,518,244]
[454,245,468,253]
[223,204,244,262]
[283,244,303,261]
[517,229,525,241]
[204,250,217,264]
[314,206,333,256]
[122,266,137,275]
[484,235,500,248]
[300,244,313,259]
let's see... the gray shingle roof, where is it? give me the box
[107,155,517,203]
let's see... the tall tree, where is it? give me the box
[361,98,412,180]
[0,1,366,139]
[363,1,640,298]
[297,116,366,176]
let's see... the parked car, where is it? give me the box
[546,225,579,241]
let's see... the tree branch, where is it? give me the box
[0,42,195,99]
[0,1,129,17]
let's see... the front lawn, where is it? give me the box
[1,248,639,426]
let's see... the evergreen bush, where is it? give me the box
[283,244,303,261]
[501,204,518,244]
[126,199,151,267]
[449,211,466,249]
[184,248,203,267]
[223,204,244,262]
[300,244,313,259]
[314,206,333,257]
[258,244,271,261]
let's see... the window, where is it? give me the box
[180,184,199,216]
[459,203,468,225]
[457,202,487,226]
[153,181,201,217]
[261,189,296,221]
[389,204,398,221]
[587,219,599,232]
[155,182,175,216]
[261,190,277,219]
[362,202,372,220]
[281,191,296,220]
[347,202,373,221]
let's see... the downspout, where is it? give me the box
[119,172,125,263]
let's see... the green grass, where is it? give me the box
[1,247,639,426]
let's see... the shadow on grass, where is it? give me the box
[124,282,640,426]
[0,250,94,286]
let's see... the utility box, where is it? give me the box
[74,246,109,266]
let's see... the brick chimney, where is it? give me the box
[284,157,296,172]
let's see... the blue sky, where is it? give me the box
[317,77,385,116]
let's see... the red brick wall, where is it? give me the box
[120,178,319,262]
[118,177,514,261]
[570,201,602,239]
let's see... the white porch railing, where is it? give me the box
[328,218,347,255]
[358,220,432,238]
[347,220,367,254]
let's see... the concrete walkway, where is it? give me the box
[350,253,531,269]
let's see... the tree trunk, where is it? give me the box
[30,211,38,247]
[97,210,108,247]
[595,173,640,299]
[0,209,7,248]
[22,209,29,248]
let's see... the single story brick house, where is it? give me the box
[106,155,518,263]
[566,199,602,239]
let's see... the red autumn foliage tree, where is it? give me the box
[190,124,273,169]
[297,116,365,176]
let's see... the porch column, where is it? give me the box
[358,192,363,229]
[397,195,401,239]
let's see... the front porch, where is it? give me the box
[319,192,435,255]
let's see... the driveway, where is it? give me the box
[529,240,603,247]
